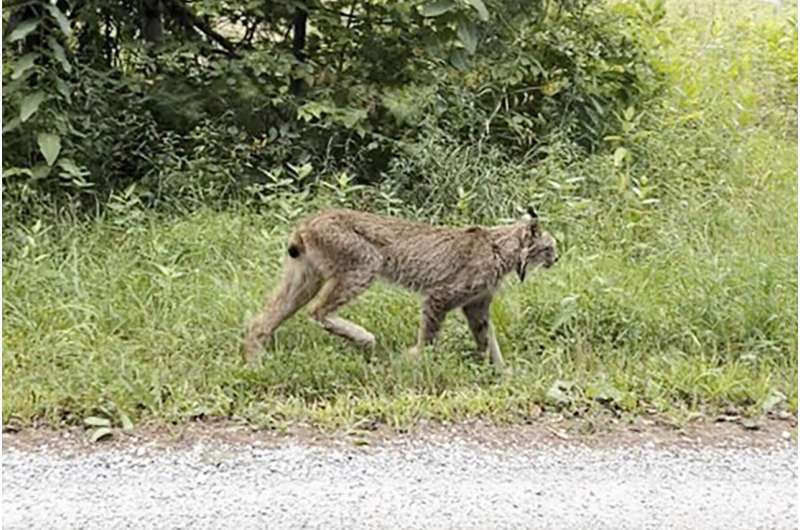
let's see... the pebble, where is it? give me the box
[2,440,796,530]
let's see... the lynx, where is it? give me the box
[243,207,557,368]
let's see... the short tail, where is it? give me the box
[287,231,304,258]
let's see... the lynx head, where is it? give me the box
[516,207,558,281]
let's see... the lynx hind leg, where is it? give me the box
[308,271,378,348]
[243,256,322,365]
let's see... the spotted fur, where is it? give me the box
[243,208,557,368]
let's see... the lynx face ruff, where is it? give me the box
[243,208,557,368]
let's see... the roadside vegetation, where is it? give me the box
[3,0,796,433]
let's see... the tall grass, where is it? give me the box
[3,0,796,429]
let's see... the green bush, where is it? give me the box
[2,0,660,219]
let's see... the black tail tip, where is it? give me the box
[288,244,301,258]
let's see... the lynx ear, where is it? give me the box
[516,259,527,282]
[527,206,538,219]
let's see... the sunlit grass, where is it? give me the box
[2,0,796,430]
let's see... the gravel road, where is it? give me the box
[3,435,797,530]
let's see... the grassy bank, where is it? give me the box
[3,0,796,431]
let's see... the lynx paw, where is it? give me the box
[356,332,376,348]
[405,346,422,361]
[242,346,261,367]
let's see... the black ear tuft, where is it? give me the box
[527,206,538,219]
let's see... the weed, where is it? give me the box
[2,0,796,430]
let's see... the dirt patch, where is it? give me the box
[4,412,796,455]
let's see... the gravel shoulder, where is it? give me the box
[3,420,798,530]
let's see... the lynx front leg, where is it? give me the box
[486,325,504,370]
[462,297,504,369]
[462,297,490,360]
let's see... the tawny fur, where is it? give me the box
[243,208,557,368]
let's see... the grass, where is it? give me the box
[3,0,797,431]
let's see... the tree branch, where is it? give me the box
[163,0,240,58]
[316,6,393,26]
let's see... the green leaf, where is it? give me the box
[465,0,489,21]
[3,167,34,179]
[119,412,134,432]
[20,91,45,122]
[450,49,470,71]
[585,382,623,404]
[336,107,368,129]
[55,78,72,102]
[3,117,21,134]
[541,80,564,96]
[84,416,111,427]
[613,146,628,167]
[48,37,72,74]
[762,390,786,413]
[7,19,39,42]
[546,380,575,406]
[44,4,71,37]
[297,101,326,121]
[31,164,51,180]
[288,162,313,180]
[11,53,38,80]
[37,133,61,166]
[457,21,478,54]
[421,0,457,17]
[57,158,83,176]
[90,427,114,443]
[623,105,635,121]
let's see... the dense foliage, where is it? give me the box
[3,0,659,221]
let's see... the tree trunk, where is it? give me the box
[141,0,163,43]
[290,7,308,96]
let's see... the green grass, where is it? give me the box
[3,0,797,430]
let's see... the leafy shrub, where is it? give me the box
[421,0,663,154]
[2,0,661,222]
